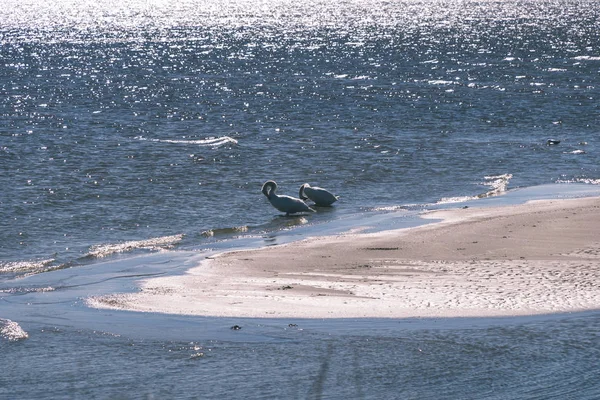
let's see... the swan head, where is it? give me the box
[261,180,277,199]
[298,183,310,200]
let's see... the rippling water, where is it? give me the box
[1,1,600,397]
[2,0,599,268]
[2,311,600,399]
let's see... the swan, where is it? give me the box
[262,181,315,216]
[299,183,339,207]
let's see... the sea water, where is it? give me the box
[1,0,600,398]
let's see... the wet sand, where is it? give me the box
[88,196,600,318]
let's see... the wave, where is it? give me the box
[438,174,512,204]
[0,286,55,294]
[436,195,476,205]
[134,136,238,146]
[1,235,184,278]
[556,178,600,185]
[0,259,56,274]
[427,79,457,85]
[86,234,184,258]
[0,318,29,341]
[572,56,600,61]
[478,174,513,197]
[370,205,409,212]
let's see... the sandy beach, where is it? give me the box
[89,196,600,319]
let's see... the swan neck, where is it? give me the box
[262,181,277,198]
[299,183,309,200]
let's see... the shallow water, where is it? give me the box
[2,0,600,397]
[2,185,600,399]
[2,312,600,399]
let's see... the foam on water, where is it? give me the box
[0,259,56,274]
[2,235,186,279]
[0,286,55,294]
[369,205,410,212]
[557,178,600,185]
[134,136,238,147]
[572,56,600,61]
[564,150,586,155]
[438,174,513,204]
[479,174,513,198]
[86,234,184,258]
[0,318,29,341]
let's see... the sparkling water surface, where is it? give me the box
[1,0,600,398]
[2,0,599,267]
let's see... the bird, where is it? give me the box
[262,180,315,216]
[298,183,339,207]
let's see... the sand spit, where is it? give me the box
[88,197,600,319]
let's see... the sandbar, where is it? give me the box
[88,196,600,319]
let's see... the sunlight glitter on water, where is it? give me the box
[86,234,184,258]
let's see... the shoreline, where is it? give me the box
[88,195,600,319]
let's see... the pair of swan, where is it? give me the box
[262,181,338,216]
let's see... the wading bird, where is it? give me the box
[262,180,315,216]
[298,183,339,207]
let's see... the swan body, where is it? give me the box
[262,181,315,216]
[299,183,339,207]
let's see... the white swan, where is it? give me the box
[299,183,339,207]
[262,181,315,216]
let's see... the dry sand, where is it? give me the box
[88,196,600,319]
